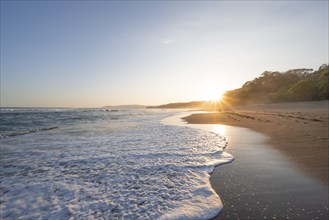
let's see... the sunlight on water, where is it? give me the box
[210,124,226,136]
[161,112,227,137]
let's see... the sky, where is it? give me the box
[1,1,328,108]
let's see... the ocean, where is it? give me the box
[0,108,233,219]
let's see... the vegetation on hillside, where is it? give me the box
[223,64,329,106]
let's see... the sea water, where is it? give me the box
[0,108,233,219]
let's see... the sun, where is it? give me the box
[200,86,225,102]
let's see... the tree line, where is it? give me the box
[223,64,329,106]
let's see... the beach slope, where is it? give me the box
[183,101,328,219]
[184,101,328,184]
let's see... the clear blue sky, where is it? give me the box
[1,1,328,107]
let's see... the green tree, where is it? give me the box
[288,79,318,101]
[318,65,329,99]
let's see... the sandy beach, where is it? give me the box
[184,101,329,184]
[183,100,328,219]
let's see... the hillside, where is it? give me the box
[223,64,329,106]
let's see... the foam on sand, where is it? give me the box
[1,110,234,219]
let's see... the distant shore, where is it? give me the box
[184,100,329,184]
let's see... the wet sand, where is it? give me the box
[209,126,328,219]
[182,101,328,219]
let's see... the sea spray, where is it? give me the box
[0,109,233,219]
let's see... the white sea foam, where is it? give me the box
[0,110,233,219]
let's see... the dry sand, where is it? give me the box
[184,101,329,184]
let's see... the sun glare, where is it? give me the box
[200,86,225,102]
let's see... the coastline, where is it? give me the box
[180,101,328,219]
[183,100,329,184]
[208,125,328,219]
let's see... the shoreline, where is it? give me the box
[183,101,329,184]
[177,101,328,219]
[208,125,328,219]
